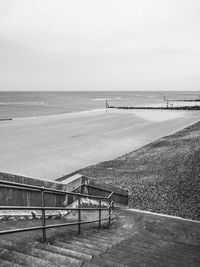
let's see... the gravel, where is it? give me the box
[79,121,200,220]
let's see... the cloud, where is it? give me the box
[0,0,200,90]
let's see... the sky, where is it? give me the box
[0,0,200,91]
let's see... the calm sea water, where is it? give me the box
[0,91,199,119]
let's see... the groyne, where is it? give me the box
[164,98,200,102]
[0,118,12,121]
[108,105,200,110]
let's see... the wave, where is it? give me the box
[146,95,158,98]
[13,108,106,121]
[0,102,44,105]
[92,97,147,101]
[92,97,121,101]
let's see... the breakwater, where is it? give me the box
[0,118,12,121]
[164,99,200,102]
[108,105,200,110]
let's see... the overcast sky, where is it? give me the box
[0,0,200,91]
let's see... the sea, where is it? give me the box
[0,91,199,120]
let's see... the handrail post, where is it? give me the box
[99,198,101,229]
[41,187,46,243]
[78,196,81,234]
[112,199,115,211]
[108,194,112,225]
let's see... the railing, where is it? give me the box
[83,183,127,198]
[0,180,114,243]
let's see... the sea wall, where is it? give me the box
[59,173,129,205]
[0,172,128,208]
[85,178,128,205]
[0,172,84,207]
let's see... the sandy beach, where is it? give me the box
[0,109,199,181]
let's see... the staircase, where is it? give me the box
[0,225,130,267]
[0,208,200,267]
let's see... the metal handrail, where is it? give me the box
[0,206,109,211]
[108,191,114,199]
[84,183,128,197]
[0,179,114,243]
[0,215,112,236]
[81,175,128,196]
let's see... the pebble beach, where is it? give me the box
[80,119,200,220]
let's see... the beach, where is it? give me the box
[80,118,200,220]
[0,109,199,181]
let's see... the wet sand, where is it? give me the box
[0,109,199,180]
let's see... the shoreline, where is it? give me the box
[1,108,105,121]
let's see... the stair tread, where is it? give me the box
[35,241,92,261]
[71,236,113,248]
[53,241,100,256]
[0,258,22,267]
[0,247,62,267]
[92,257,128,267]
[88,234,124,241]
[94,230,128,238]
[81,262,99,267]
[29,247,82,266]
[80,235,120,245]
[57,239,107,252]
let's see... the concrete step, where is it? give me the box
[0,239,80,267]
[71,236,113,248]
[35,241,92,262]
[88,233,125,242]
[80,234,120,245]
[0,247,60,267]
[66,229,126,243]
[57,238,107,252]
[91,257,128,267]
[28,246,82,267]
[74,236,114,246]
[82,228,123,236]
[100,252,165,267]
[0,259,22,267]
[53,241,101,256]
[81,262,100,267]
[99,228,130,234]
[114,244,160,256]
[94,231,131,241]
[99,251,135,266]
